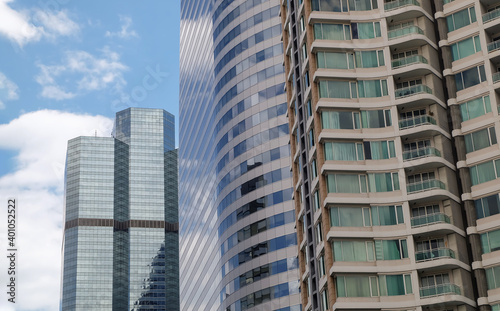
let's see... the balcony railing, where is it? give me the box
[407,179,445,194]
[392,55,428,69]
[384,0,420,11]
[395,84,432,98]
[488,40,500,53]
[388,26,424,40]
[493,72,500,84]
[415,248,455,262]
[411,213,450,227]
[399,115,436,130]
[420,284,461,297]
[483,8,500,24]
[403,147,441,161]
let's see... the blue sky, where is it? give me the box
[0,1,179,310]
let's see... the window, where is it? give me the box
[311,159,318,179]
[388,21,414,31]
[363,140,396,160]
[319,80,388,99]
[358,79,388,97]
[321,111,360,129]
[330,206,371,227]
[446,7,476,32]
[301,44,307,62]
[352,22,381,39]
[361,109,392,128]
[304,70,310,88]
[408,172,435,184]
[420,274,450,293]
[367,172,400,192]
[327,174,367,193]
[460,95,491,121]
[412,204,440,219]
[470,159,500,185]
[309,129,315,149]
[333,240,375,261]
[475,193,500,219]
[455,65,486,91]
[324,142,364,161]
[313,190,320,211]
[318,255,326,278]
[396,78,422,89]
[300,16,305,34]
[355,50,384,68]
[321,288,329,311]
[307,100,313,118]
[312,0,378,12]
[486,265,500,290]
[481,229,500,254]
[415,238,446,261]
[371,205,404,226]
[375,239,408,260]
[316,222,323,243]
[336,274,412,297]
[314,23,351,40]
[464,127,497,153]
[317,51,355,69]
[393,49,418,60]
[451,35,481,61]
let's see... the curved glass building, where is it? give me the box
[179,1,300,310]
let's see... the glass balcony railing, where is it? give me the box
[415,248,455,262]
[483,8,500,24]
[411,213,450,227]
[399,115,436,129]
[488,40,500,53]
[493,72,500,84]
[403,147,441,161]
[395,84,432,98]
[384,0,420,11]
[420,284,461,297]
[392,55,428,69]
[388,26,424,40]
[407,179,445,194]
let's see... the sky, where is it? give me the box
[0,1,180,310]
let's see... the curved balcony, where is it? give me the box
[488,40,500,53]
[402,147,441,162]
[399,115,435,130]
[415,248,455,262]
[411,213,450,227]
[483,8,500,24]
[419,283,460,298]
[395,85,432,99]
[384,0,420,11]
[493,72,500,84]
[392,55,428,69]
[388,26,423,40]
[407,179,445,194]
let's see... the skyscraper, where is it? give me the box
[60,108,179,311]
[179,1,300,310]
[283,0,500,310]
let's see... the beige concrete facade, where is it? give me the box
[282,0,500,310]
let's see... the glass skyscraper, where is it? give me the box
[61,108,179,311]
[179,0,300,310]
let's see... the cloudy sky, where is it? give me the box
[0,1,179,310]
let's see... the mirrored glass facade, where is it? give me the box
[179,0,300,310]
[61,108,179,311]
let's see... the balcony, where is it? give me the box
[395,84,432,99]
[415,248,455,262]
[403,147,441,161]
[419,283,461,298]
[483,8,500,24]
[392,55,428,69]
[399,115,436,130]
[488,40,500,53]
[407,179,445,194]
[388,26,424,40]
[411,213,450,227]
[493,72,500,83]
[384,0,420,11]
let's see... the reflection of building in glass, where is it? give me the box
[179,0,301,310]
[60,108,179,310]
[282,1,500,311]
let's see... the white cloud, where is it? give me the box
[0,72,19,109]
[105,15,138,39]
[0,0,79,46]
[0,110,113,311]
[36,48,128,100]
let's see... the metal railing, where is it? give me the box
[493,72,500,84]
[384,0,420,11]
[388,26,424,40]
[420,283,461,297]
[411,213,450,227]
[415,248,455,262]
[487,40,500,53]
[407,179,445,194]
[483,8,500,24]
[395,84,432,98]
[403,147,441,161]
[392,55,428,69]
